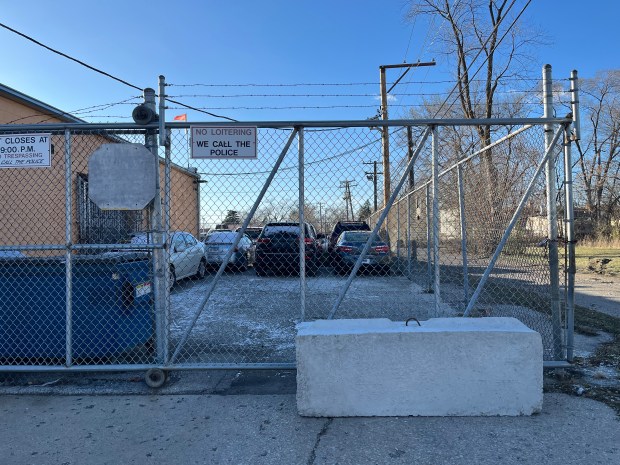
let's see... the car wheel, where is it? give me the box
[195,259,207,279]
[255,264,266,276]
[168,266,177,290]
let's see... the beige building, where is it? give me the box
[0,83,199,250]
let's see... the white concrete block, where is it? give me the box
[296,317,543,417]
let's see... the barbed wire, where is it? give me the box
[166,88,544,99]
[167,77,552,88]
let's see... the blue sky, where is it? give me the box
[1,0,617,123]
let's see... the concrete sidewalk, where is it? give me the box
[0,369,619,465]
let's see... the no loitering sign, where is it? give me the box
[190,126,257,159]
[0,133,51,168]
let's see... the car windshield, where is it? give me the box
[205,231,237,244]
[262,225,301,236]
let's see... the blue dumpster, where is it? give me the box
[0,253,154,360]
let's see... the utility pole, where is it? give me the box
[339,180,357,220]
[363,160,382,212]
[379,61,435,207]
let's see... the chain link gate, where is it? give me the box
[0,115,576,380]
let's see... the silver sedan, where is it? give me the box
[204,231,254,271]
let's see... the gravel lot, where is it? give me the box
[169,266,451,364]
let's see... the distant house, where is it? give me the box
[526,208,595,239]
[0,83,199,250]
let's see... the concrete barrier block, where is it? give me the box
[296,317,543,417]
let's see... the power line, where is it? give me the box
[71,97,142,115]
[4,96,142,124]
[0,22,144,92]
[0,22,238,123]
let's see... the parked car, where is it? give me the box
[236,226,263,243]
[130,231,207,288]
[332,230,392,275]
[328,220,371,255]
[204,230,254,271]
[254,222,320,276]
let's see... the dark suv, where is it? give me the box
[236,226,263,243]
[328,221,371,254]
[254,222,320,276]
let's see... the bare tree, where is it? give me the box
[575,70,620,237]
[250,199,296,225]
[407,1,540,207]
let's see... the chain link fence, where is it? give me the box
[369,123,568,360]
[0,117,574,375]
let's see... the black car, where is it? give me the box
[328,221,371,256]
[332,230,392,275]
[254,222,320,276]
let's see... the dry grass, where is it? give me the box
[578,238,620,248]
[573,242,620,276]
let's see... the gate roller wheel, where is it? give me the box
[145,368,167,388]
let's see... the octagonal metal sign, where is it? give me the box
[88,143,156,210]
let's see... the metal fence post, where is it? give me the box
[64,129,73,367]
[543,65,564,361]
[298,126,306,321]
[431,125,441,314]
[158,76,171,365]
[407,193,412,279]
[425,183,432,292]
[565,70,580,362]
[396,201,401,266]
[457,163,470,310]
[162,138,172,366]
[143,87,166,364]
[563,125,576,362]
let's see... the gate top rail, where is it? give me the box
[0,117,572,132]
